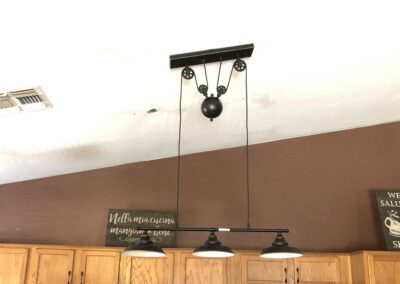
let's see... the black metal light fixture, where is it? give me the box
[260,232,303,259]
[192,232,234,258]
[123,231,166,257]
[123,44,302,259]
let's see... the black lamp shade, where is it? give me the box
[260,233,302,259]
[123,233,166,258]
[192,232,234,258]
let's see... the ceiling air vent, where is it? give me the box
[0,87,52,114]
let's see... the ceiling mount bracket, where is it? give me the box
[170,43,254,69]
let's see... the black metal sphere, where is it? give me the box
[201,96,223,119]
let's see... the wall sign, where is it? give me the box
[106,209,177,247]
[375,190,400,250]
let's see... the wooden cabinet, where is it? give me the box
[5,244,400,284]
[241,254,289,284]
[26,246,121,284]
[119,252,174,284]
[76,250,121,284]
[27,248,74,284]
[294,255,341,283]
[176,252,228,284]
[0,247,29,284]
[351,251,400,284]
[237,253,351,284]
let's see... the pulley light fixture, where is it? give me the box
[123,44,302,259]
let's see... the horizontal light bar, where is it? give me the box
[133,227,289,233]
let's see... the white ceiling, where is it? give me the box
[1,0,400,185]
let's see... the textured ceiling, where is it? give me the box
[1,0,400,185]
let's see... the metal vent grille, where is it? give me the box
[15,94,43,105]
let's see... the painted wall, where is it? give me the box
[1,122,400,252]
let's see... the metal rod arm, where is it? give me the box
[134,227,289,233]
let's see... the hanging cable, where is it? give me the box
[226,64,235,91]
[216,58,222,91]
[203,60,209,88]
[176,73,183,227]
[194,72,200,91]
[245,66,250,229]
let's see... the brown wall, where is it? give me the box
[1,122,400,252]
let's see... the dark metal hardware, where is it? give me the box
[198,84,208,96]
[233,58,247,72]
[133,227,289,233]
[182,67,195,80]
[177,51,250,121]
[217,85,227,96]
[67,271,71,284]
[81,271,84,284]
[170,44,254,68]
[297,267,300,283]
[284,268,287,283]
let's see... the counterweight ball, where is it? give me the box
[201,96,223,121]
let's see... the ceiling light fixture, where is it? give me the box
[123,230,165,257]
[192,232,234,258]
[123,44,302,259]
[260,232,303,259]
[123,230,166,257]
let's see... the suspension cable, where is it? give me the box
[176,73,183,227]
[203,60,209,88]
[245,66,250,229]
[216,58,222,90]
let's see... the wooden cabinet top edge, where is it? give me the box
[349,250,400,255]
[0,243,398,256]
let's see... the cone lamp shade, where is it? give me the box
[123,232,166,257]
[260,233,302,259]
[192,232,234,258]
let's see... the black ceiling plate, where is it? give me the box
[170,43,254,69]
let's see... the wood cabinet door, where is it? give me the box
[367,253,400,284]
[241,255,289,284]
[28,248,74,284]
[0,247,29,284]
[120,253,174,284]
[78,250,120,284]
[175,252,228,284]
[294,256,340,283]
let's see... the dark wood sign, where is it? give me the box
[375,190,400,250]
[106,209,177,247]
